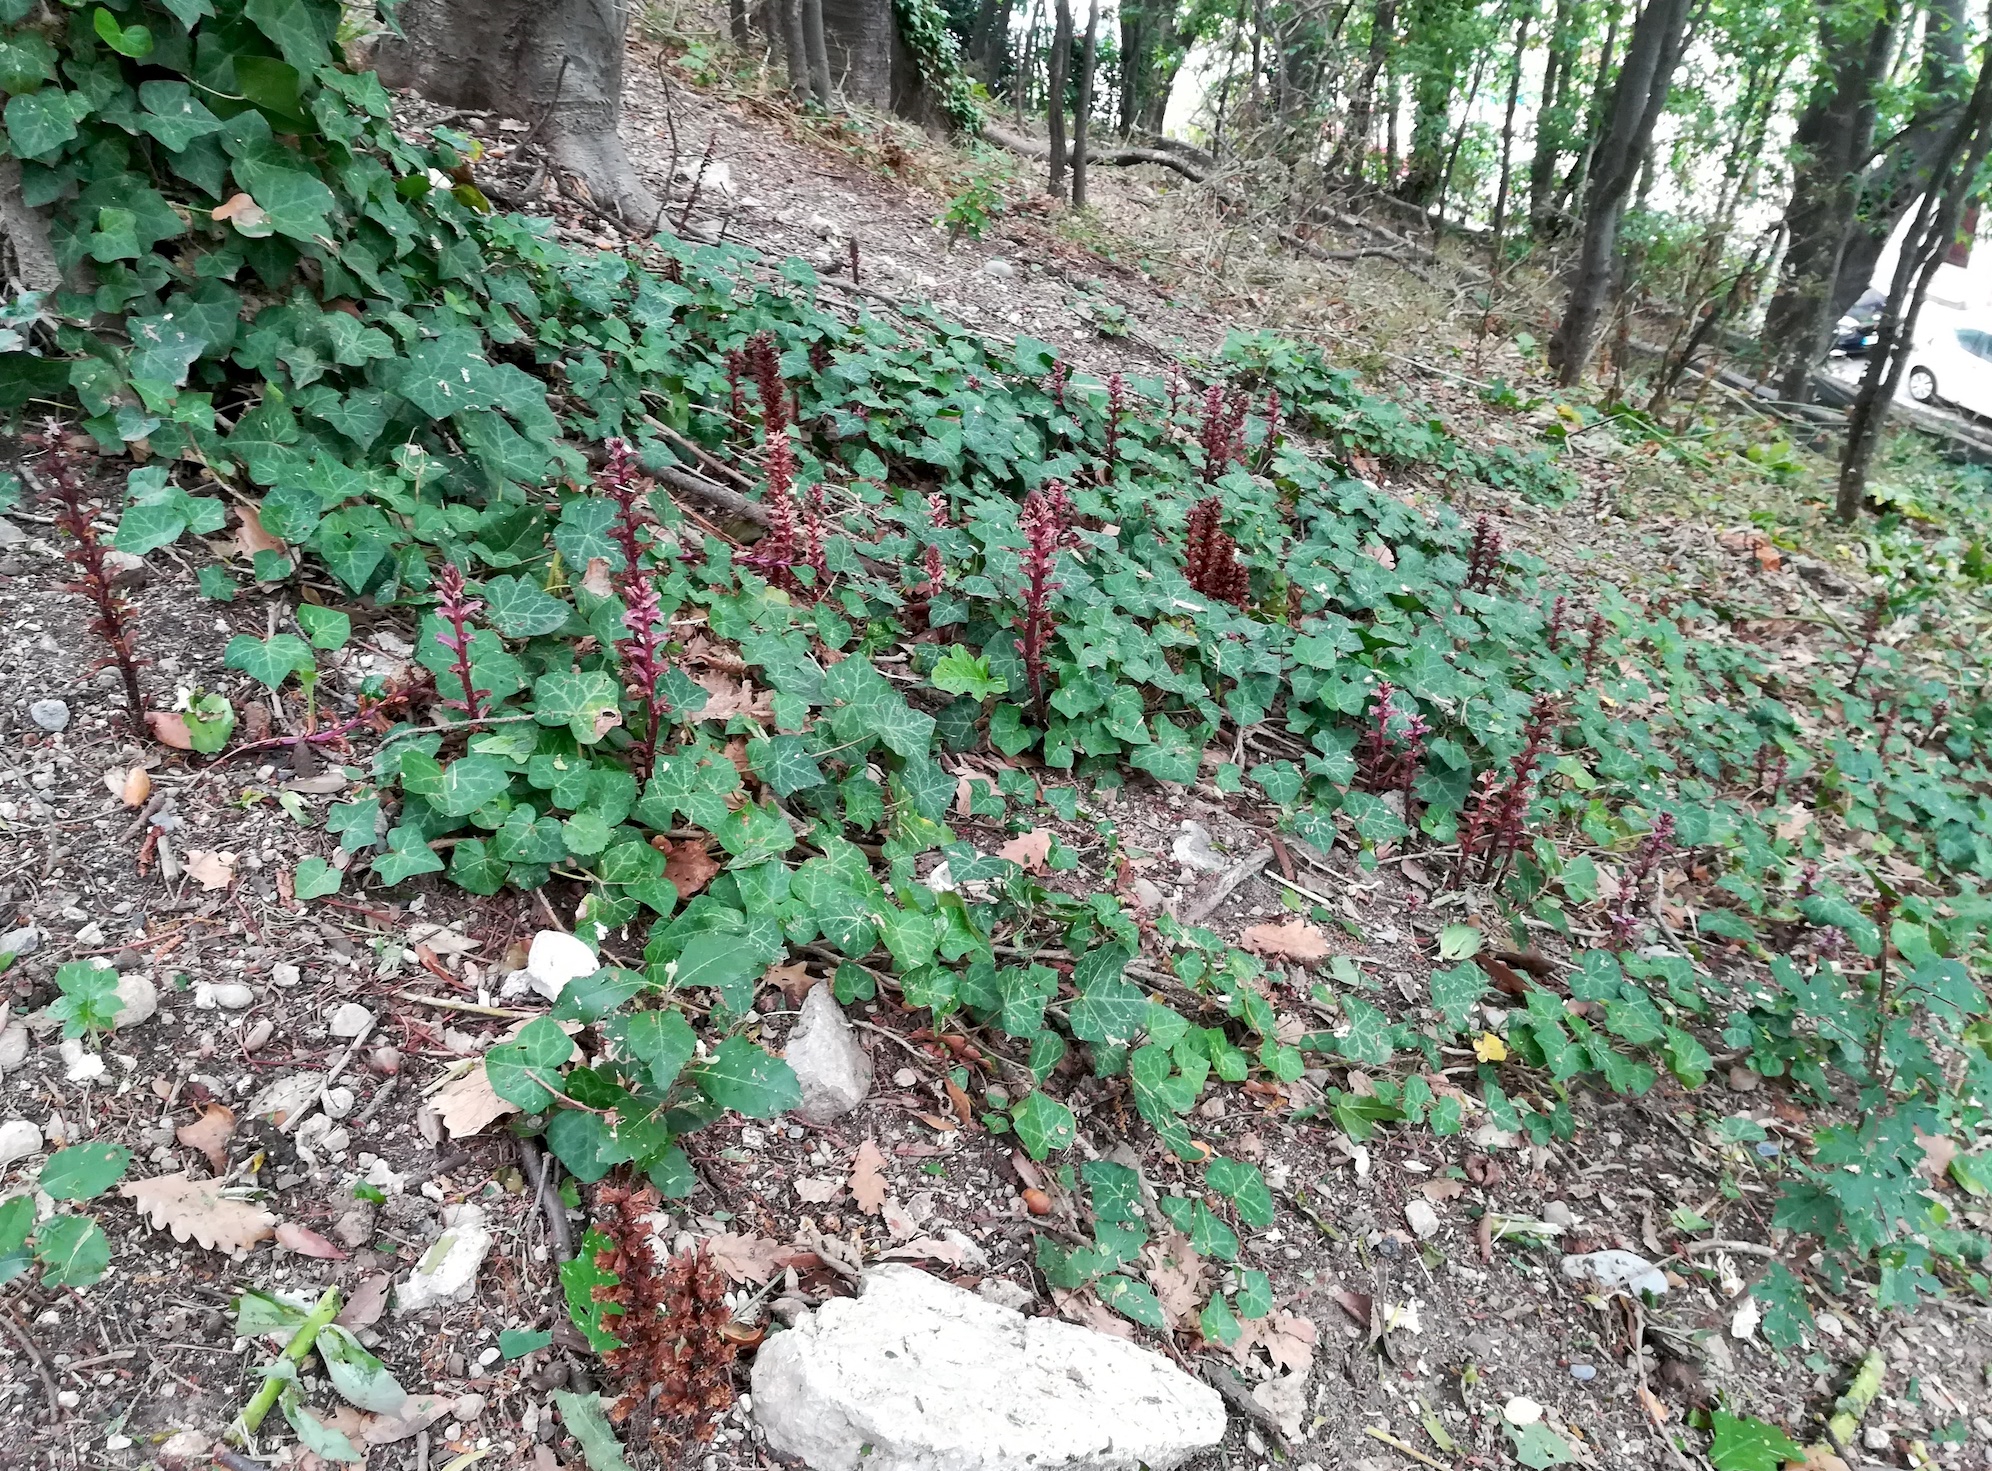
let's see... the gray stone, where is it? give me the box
[1560,1249,1668,1298]
[0,1023,27,1072]
[111,973,157,1030]
[785,984,873,1125]
[1403,1200,1441,1240]
[27,698,69,732]
[752,1265,1224,1471]
[982,258,1016,278]
[0,1118,42,1168]
[328,1003,374,1038]
[396,1204,493,1313]
[0,926,40,959]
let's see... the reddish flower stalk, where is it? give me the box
[1042,479,1079,547]
[1580,612,1609,683]
[739,430,802,593]
[1197,386,1250,483]
[1545,594,1568,653]
[1465,694,1559,884]
[1606,810,1677,948]
[594,1179,738,1447]
[431,562,491,720]
[1049,358,1068,410]
[1104,372,1126,474]
[1356,681,1430,815]
[1166,372,1182,423]
[1847,591,1888,687]
[1463,515,1504,593]
[745,330,786,437]
[218,669,433,763]
[28,422,145,729]
[599,438,649,572]
[1015,489,1062,725]
[1183,496,1251,606]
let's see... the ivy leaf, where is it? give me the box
[1437,924,1483,960]
[33,1215,110,1288]
[1507,1422,1578,1468]
[746,735,824,797]
[534,670,624,744]
[3,89,86,159]
[1010,1091,1075,1160]
[484,1016,576,1112]
[113,501,188,555]
[224,633,314,689]
[371,825,445,885]
[0,1195,31,1287]
[1429,963,1488,1035]
[1205,1156,1274,1227]
[40,1143,132,1201]
[689,1036,801,1118]
[931,645,1009,698]
[1705,1412,1805,1471]
[433,755,515,818]
[92,7,154,57]
[296,604,350,650]
[293,856,342,900]
[326,796,383,852]
[1094,1274,1167,1330]
[482,574,573,637]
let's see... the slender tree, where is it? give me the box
[802,0,835,103]
[1839,0,1992,519]
[1548,0,1697,384]
[1336,0,1399,178]
[1073,0,1102,207]
[1049,0,1075,196]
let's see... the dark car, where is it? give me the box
[1832,288,1886,357]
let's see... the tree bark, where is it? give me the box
[375,0,661,226]
[1547,0,1695,384]
[1553,0,1621,220]
[1072,0,1100,208]
[729,0,753,46]
[1526,0,1573,225]
[1829,0,1969,322]
[1489,7,1531,252]
[1756,0,1901,402]
[781,0,813,98]
[1840,1,1992,519]
[967,0,1015,89]
[1336,0,1397,179]
[0,159,60,295]
[1047,0,1073,196]
[802,0,835,102]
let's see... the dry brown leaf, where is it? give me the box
[1792,1447,1849,1471]
[660,838,721,901]
[1257,1312,1317,1375]
[276,1222,348,1260]
[211,192,269,231]
[915,1111,959,1134]
[314,1397,452,1447]
[1634,1383,1670,1427]
[121,1173,277,1254]
[119,767,151,806]
[706,1233,784,1284]
[184,850,235,891]
[335,1273,391,1330]
[235,502,286,559]
[1051,1287,1134,1339]
[882,1234,980,1267]
[1239,920,1332,963]
[763,961,815,1006]
[849,1139,889,1214]
[692,670,774,723]
[794,1175,844,1203]
[1916,1127,1959,1183]
[1421,1178,1468,1202]
[944,1077,976,1128]
[997,829,1054,874]
[146,711,195,750]
[1143,1230,1207,1331]
[1775,806,1814,842]
[426,1063,519,1138]
[579,556,615,597]
[1364,541,1397,569]
[881,1195,918,1242]
[175,1102,235,1174]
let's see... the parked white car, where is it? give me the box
[1901,323,1992,418]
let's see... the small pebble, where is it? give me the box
[271,962,301,986]
[893,1067,919,1088]
[28,698,69,732]
[242,1019,274,1052]
[371,1046,402,1075]
[328,1002,374,1038]
[1570,1363,1596,1381]
[55,1389,80,1409]
[1021,1188,1052,1215]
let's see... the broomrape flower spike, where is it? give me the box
[29,421,146,731]
[1606,809,1677,948]
[1015,488,1063,726]
[1461,694,1560,886]
[745,329,786,438]
[1104,371,1126,476]
[1183,496,1251,607]
[1463,514,1505,594]
[739,430,809,597]
[431,562,491,720]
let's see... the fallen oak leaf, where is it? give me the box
[175,1102,236,1174]
[705,1232,784,1285]
[793,1175,844,1203]
[335,1272,391,1330]
[184,850,236,891]
[121,1172,277,1254]
[848,1139,889,1214]
[764,960,815,1005]
[145,711,195,750]
[997,828,1054,874]
[1239,920,1331,963]
[275,1221,348,1260]
[235,502,286,559]
[657,837,721,900]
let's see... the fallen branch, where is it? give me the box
[1179,846,1273,923]
[1821,1346,1886,1455]
[981,122,1211,182]
[230,1286,341,1444]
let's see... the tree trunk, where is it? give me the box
[1401,0,1466,205]
[1829,0,1969,323]
[802,0,835,102]
[1547,0,1695,384]
[1048,0,1073,196]
[1553,0,1621,219]
[967,0,1015,89]
[730,0,753,47]
[1527,0,1573,225]
[376,0,661,226]
[1335,0,1397,178]
[1072,0,1100,207]
[818,0,899,113]
[1840,4,1992,519]
[1489,7,1531,252]
[781,0,813,98]
[1756,0,1900,402]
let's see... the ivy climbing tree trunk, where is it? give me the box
[375,0,662,227]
